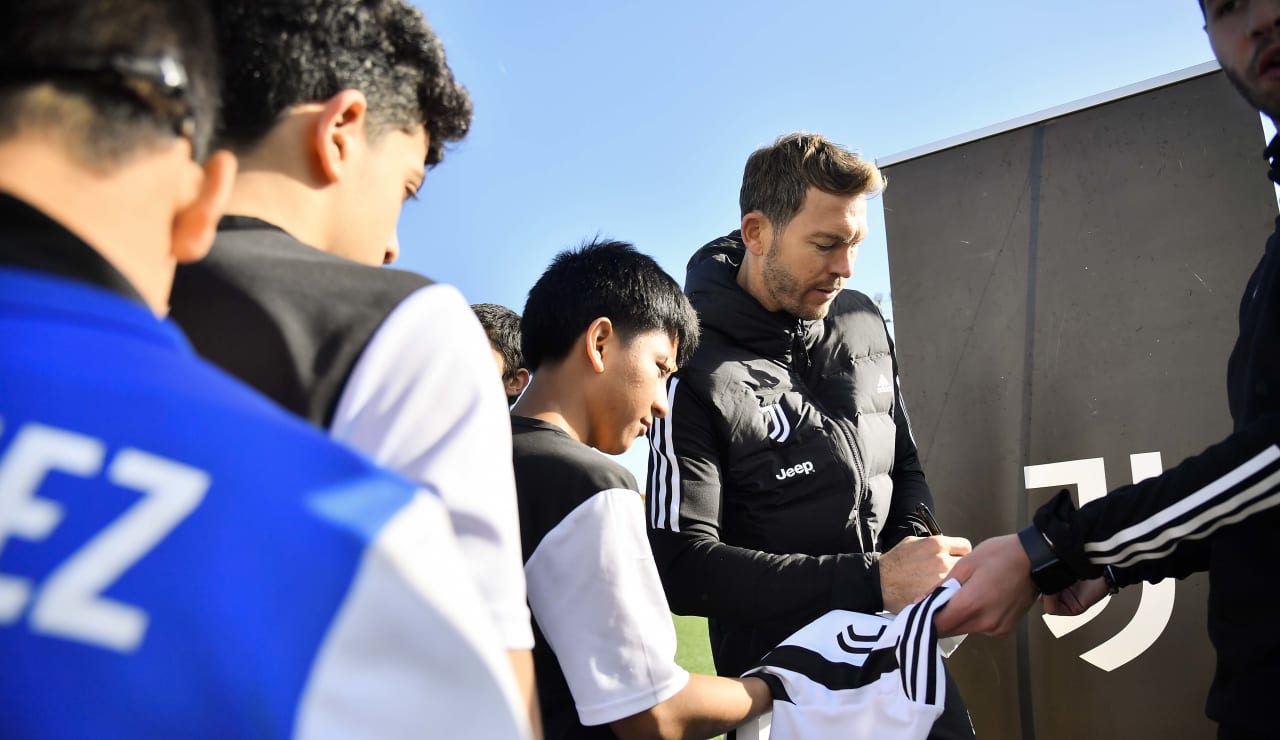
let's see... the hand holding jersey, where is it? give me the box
[878,535,972,614]
[933,534,1036,637]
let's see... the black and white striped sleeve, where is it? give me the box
[1036,414,1280,585]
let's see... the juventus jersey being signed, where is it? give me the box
[737,580,963,740]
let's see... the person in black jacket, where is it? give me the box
[935,3,1280,738]
[646,132,975,738]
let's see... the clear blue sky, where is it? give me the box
[398,1,1216,477]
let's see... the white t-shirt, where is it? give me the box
[512,417,690,731]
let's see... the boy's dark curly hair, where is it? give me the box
[214,0,471,167]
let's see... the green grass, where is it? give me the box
[672,614,726,740]
[673,613,716,675]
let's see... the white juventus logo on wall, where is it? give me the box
[762,404,791,444]
[1023,453,1174,672]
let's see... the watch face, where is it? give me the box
[1019,526,1076,595]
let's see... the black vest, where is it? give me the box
[170,217,428,427]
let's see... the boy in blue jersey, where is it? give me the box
[0,1,526,737]
[510,240,773,739]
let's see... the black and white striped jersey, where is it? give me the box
[736,580,962,740]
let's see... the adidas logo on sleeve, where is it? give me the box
[736,579,961,740]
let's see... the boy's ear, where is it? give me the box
[504,367,531,399]
[171,149,238,264]
[312,89,369,185]
[584,317,614,374]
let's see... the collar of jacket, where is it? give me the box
[684,230,821,362]
[217,213,300,238]
[0,192,146,305]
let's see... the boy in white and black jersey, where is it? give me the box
[166,2,537,731]
[511,240,772,740]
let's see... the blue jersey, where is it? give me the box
[0,266,524,738]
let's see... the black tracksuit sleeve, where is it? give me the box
[646,376,884,623]
[1034,412,1280,585]
[880,333,936,550]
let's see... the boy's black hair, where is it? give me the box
[522,239,700,372]
[0,0,220,165]
[472,303,526,383]
[213,0,471,167]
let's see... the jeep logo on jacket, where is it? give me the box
[645,231,936,680]
[775,460,816,480]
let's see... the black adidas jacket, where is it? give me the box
[646,232,935,677]
[1031,140,1280,734]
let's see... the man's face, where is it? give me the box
[758,188,868,320]
[1205,0,1280,119]
[589,328,677,455]
[329,124,428,266]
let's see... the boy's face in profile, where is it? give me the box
[329,123,428,266]
[589,328,677,455]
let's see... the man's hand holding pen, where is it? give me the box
[879,504,972,614]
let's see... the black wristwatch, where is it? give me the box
[1017,525,1077,595]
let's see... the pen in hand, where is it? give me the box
[907,502,943,537]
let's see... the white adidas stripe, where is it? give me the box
[1084,445,1280,565]
[1100,483,1280,569]
[894,374,918,449]
[647,418,663,529]
[648,378,683,532]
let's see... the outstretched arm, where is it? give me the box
[936,413,1280,637]
[610,674,772,740]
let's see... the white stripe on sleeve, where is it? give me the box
[1084,445,1280,568]
[647,378,683,533]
